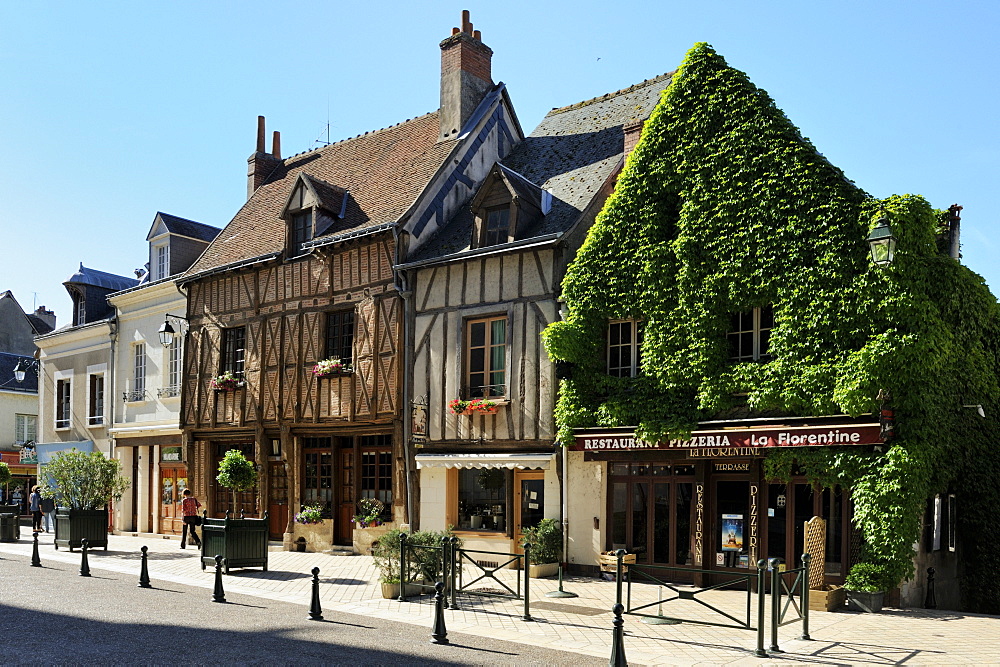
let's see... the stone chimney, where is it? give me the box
[32,306,56,330]
[247,115,282,198]
[438,10,494,141]
[624,120,645,156]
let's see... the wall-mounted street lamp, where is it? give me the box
[963,404,986,418]
[867,210,897,267]
[12,357,39,383]
[158,313,189,346]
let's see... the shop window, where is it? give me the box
[88,374,104,425]
[359,434,392,517]
[727,306,774,362]
[607,319,644,377]
[326,310,355,365]
[456,468,509,532]
[55,379,71,428]
[466,316,507,398]
[14,413,36,445]
[302,437,334,518]
[610,463,694,566]
[221,327,246,377]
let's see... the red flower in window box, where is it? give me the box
[449,398,499,415]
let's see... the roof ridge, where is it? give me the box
[547,71,675,116]
[282,110,441,161]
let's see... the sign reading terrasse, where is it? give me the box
[572,424,882,451]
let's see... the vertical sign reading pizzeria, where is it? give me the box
[748,483,759,566]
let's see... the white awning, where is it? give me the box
[415,453,553,470]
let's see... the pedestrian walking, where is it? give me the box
[41,495,56,533]
[180,488,202,549]
[29,486,43,532]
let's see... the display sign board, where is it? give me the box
[161,446,183,462]
[572,424,882,452]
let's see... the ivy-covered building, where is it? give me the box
[543,43,999,612]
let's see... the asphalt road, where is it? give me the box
[0,552,601,666]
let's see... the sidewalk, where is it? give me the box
[2,531,998,665]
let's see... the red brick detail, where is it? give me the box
[624,120,645,156]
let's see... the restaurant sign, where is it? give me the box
[572,424,882,452]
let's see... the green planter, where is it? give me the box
[200,511,269,574]
[0,505,20,542]
[54,508,108,551]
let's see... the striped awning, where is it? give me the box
[415,453,553,470]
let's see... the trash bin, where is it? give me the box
[0,513,19,542]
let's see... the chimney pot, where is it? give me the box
[473,29,481,40]
[256,116,266,154]
[439,11,493,142]
[452,27,460,35]
[272,131,281,159]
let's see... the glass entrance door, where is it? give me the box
[514,471,544,554]
[713,479,750,569]
[609,463,695,567]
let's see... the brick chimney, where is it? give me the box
[247,115,282,198]
[438,10,494,141]
[32,306,56,330]
[624,120,645,156]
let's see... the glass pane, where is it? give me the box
[824,486,843,576]
[520,479,544,529]
[793,483,815,567]
[740,332,753,357]
[489,343,505,374]
[675,482,693,565]
[609,322,622,346]
[631,464,650,476]
[457,468,507,532]
[611,482,627,549]
[653,482,670,563]
[632,483,648,563]
[470,348,485,373]
[611,464,629,477]
[729,312,741,331]
[162,478,174,506]
[673,465,695,476]
[716,480,749,568]
[651,465,671,476]
[491,319,506,345]
[759,305,774,329]
[470,322,485,347]
[768,484,788,564]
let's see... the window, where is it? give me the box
[326,311,355,365]
[88,374,104,425]
[302,438,334,518]
[727,306,774,362]
[126,343,146,401]
[289,211,312,257]
[72,289,85,326]
[466,316,506,398]
[15,414,37,445]
[155,244,170,280]
[221,327,246,376]
[608,319,644,377]
[55,380,71,428]
[483,207,510,246]
[163,337,183,396]
[456,468,508,532]
[359,434,392,516]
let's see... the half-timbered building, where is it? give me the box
[397,75,669,554]
[178,13,524,549]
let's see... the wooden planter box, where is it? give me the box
[200,512,269,574]
[54,508,108,551]
[809,585,846,611]
[599,552,637,572]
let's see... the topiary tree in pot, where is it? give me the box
[41,449,129,551]
[216,449,258,516]
[203,450,267,574]
[520,518,562,578]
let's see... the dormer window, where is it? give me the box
[282,174,347,259]
[470,163,548,250]
[71,288,86,326]
[154,243,170,280]
[289,210,312,257]
[484,207,511,246]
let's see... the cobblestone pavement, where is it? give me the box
[2,531,998,665]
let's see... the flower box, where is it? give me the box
[210,372,244,392]
[449,398,501,415]
[809,585,846,612]
[312,358,353,378]
[599,551,637,572]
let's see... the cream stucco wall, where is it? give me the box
[565,451,606,568]
[0,390,38,450]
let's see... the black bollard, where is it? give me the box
[308,567,324,620]
[925,567,937,609]
[609,602,627,667]
[430,581,449,645]
[212,555,226,603]
[138,546,152,588]
[79,538,91,577]
[31,531,41,567]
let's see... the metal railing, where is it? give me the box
[768,554,811,651]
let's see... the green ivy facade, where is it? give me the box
[543,43,1000,612]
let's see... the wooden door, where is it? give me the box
[268,462,289,539]
[336,449,355,545]
[159,467,186,535]
[514,471,545,554]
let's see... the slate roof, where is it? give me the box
[0,352,37,393]
[24,314,54,335]
[408,73,673,262]
[185,112,455,276]
[156,213,221,243]
[63,263,139,292]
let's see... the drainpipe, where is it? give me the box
[108,313,118,531]
[393,227,415,529]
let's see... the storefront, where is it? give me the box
[1,449,38,511]
[565,419,880,583]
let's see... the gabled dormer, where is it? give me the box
[146,212,221,281]
[469,163,550,249]
[281,173,348,258]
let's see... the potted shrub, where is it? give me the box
[520,518,562,578]
[42,449,129,551]
[370,528,461,598]
[210,371,243,391]
[844,562,889,612]
[202,450,268,573]
[371,527,407,599]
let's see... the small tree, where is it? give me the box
[216,449,257,515]
[40,449,129,510]
[0,462,11,497]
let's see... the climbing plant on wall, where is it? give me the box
[542,42,1000,611]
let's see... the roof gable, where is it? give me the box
[146,212,220,243]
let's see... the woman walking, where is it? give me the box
[29,485,43,533]
[180,488,202,549]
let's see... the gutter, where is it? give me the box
[394,233,561,272]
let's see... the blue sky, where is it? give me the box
[1,1,997,324]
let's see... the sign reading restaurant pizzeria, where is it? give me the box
[572,424,882,452]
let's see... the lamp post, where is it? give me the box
[867,210,897,267]
[13,358,39,383]
[158,313,189,346]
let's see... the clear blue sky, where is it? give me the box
[2,1,997,324]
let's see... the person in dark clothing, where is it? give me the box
[29,486,43,532]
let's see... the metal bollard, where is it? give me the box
[769,557,783,653]
[609,602,627,667]
[430,581,449,645]
[754,559,768,658]
[615,549,626,606]
[925,567,937,609]
[440,536,450,609]
[449,537,459,610]
[398,533,408,603]
[138,546,152,588]
[523,544,532,622]
[31,531,41,567]
[308,567,324,620]
[79,538,91,577]
[212,555,226,603]
[800,553,811,640]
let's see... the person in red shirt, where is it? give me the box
[180,488,202,549]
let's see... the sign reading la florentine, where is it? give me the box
[572,424,882,452]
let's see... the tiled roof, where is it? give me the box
[156,213,221,243]
[63,263,139,292]
[185,112,455,276]
[408,73,673,261]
